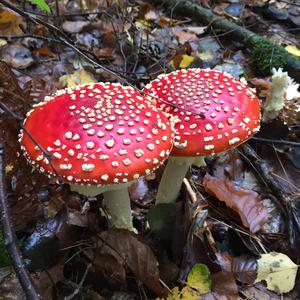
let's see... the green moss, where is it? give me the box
[0,229,11,267]
[250,37,287,75]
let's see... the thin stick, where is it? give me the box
[0,144,41,299]
[252,136,300,147]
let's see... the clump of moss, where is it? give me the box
[250,37,287,76]
[0,229,10,267]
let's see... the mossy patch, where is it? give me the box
[250,37,287,75]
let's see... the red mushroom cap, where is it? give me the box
[20,83,174,185]
[143,68,261,156]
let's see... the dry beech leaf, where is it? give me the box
[98,229,168,297]
[203,174,269,233]
[202,272,240,300]
[0,8,26,35]
[172,27,199,45]
[232,256,257,284]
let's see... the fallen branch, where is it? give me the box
[153,0,300,81]
[0,144,41,300]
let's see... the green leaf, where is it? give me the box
[255,252,299,294]
[187,263,211,294]
[27,0,51,13]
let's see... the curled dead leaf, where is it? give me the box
[203,174,269,233]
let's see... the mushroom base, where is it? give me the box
[69,183,134,230]
[156,156,206,204]
[104,189,133,231]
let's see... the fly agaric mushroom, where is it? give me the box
[143,68,261,204]
[20,82,174,230]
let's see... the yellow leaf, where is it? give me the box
[157,286,199,300]
[179,55,194,68]
[59,69,96,88]
[5,164,14,174]
[198,51,213,62]
[255,252,298,294]
[181,286,201,300]
[0,39,7,47]
[187,263,211,294]
[285,45,300,58]
[135,19,152,28]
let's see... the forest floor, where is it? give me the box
[0,0,300,299]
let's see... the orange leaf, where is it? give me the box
[0,8,26,35]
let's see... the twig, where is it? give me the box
[63,263,91,300]
[252,136,300,147]
[183,178,197,204]
[0,34,64,44]
[0,101,62,181]
[0,144,41,300]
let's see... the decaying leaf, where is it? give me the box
[59,69,96,88]
[203,174,269,233]
[255,252,298,294]
[172,27,199,45]
[0,39,7,47]
[97,229,168,297]
[171,54,195,69]
[1,44,34,69]
[0,7,26,35]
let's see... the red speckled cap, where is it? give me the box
[20,83,174,185]
[143,68,261,156]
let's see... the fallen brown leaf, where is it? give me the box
[202,271,240,300]
[172,26,199,45]
[203,174,269,233]
[0,8,26,35]
[97,229,168,297]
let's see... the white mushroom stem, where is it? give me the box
[104,189,133,230]
[156,156,205,204]
[69,183,133,230]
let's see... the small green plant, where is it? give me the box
[159,263,211,299]
[27,0,51,13]
[250,37,287,75]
